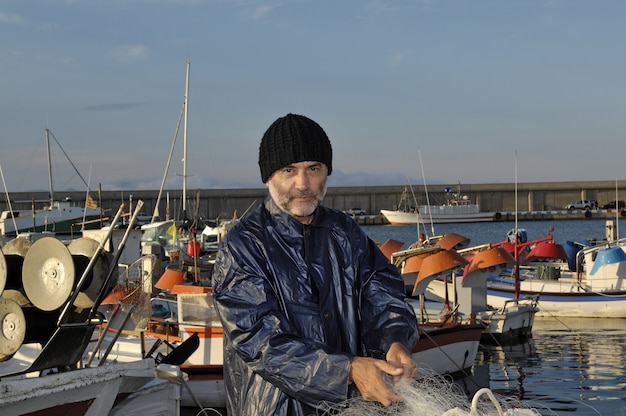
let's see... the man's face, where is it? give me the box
[266,161,328,223]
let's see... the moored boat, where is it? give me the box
[1,357,182,416]
[384,242,484,375]
[487,222,626,318]
[391,233,538,342]
[380,184,494,225]
[411,321,484,376]
[0,197,103,237]
[0,128,104,237]
[426,223,626,318]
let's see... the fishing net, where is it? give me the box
[101,254,158,332]
[317,367,553,416]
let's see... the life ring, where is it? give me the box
[494,212,502,220]
[584,210,592,218]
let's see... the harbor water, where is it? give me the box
[363,218,626,415]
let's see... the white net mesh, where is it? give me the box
[318,368,554,416]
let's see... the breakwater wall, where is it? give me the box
[3,180,625,223]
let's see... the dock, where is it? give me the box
[2,180,626,223]
[351,209,626,225]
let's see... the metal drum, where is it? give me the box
[22,237,75,312]
[0,298,26,362]
[0,250,6,296]
[1,237,32,299]
[67,238,114,310]
[2,237,33,257]
[21,307,59,345]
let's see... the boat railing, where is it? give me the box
[391,245,442,268]
[574,237,626,284]
[500,294,540,311]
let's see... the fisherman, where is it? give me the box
[212,113,420,415]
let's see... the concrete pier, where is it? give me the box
[2,179,625,223]
[349,208,625,225]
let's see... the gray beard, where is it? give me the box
[267,183,327,218]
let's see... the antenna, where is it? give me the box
[615,178,619,240]
[45,128,53,204]
[0,163,19,234]
[182,59,190,220]
[417,147,435,237]
[514,149,518,232]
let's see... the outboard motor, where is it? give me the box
[563,240,584,272]
[507,228,527,244]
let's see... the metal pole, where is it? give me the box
[57,202,126,325]
[182,59,190,218]
[88,200,145,315]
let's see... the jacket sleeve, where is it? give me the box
[356,234,420,357]
[212,230,353,406]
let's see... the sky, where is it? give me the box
[1,0,625,193]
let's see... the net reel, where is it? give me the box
[0,298,26,362]
[21,237,113,312]
[22,238,75,312]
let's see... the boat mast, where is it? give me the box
[182,59,190,220]
[514,149,520,300]
[150,60,189,223]
[417,147,434,238]
[45,128,54,205]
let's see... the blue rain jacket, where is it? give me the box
[212,198,419,416]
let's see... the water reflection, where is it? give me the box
[475,318,626,415]
[360,222,626,414]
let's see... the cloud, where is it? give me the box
[250,4,275,20]
[82,102,145,111]
[109,44,149,63]
[391,51,411,67]
[0,11,24,25]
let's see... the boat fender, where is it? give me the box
[584,210,592,218]
[622,210,626,217]
[187,240,201,257]
[494,212,502,220]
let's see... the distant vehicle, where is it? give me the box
[346,207,367,216]
[602,200,626,210]
[565,200,594,210]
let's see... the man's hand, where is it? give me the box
[385,342,417,383]
[349,356,404,406]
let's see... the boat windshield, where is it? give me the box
[140,220,180,248]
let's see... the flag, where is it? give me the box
[86,195,97,209]
[167,222,177,240]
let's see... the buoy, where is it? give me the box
[0,250,6,296]
[187,240,201,257]
[1,237,33,297]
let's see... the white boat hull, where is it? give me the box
[412,324,483,375]
[423,279,538,339]
[483,240,626,318]
[485,276,626,318]
[0,358,180,416]
[0,201,102,236]
[85,326,227,409]
[380,208,494,225]
[476,300,537,340]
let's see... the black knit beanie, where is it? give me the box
[258,113,333,183]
